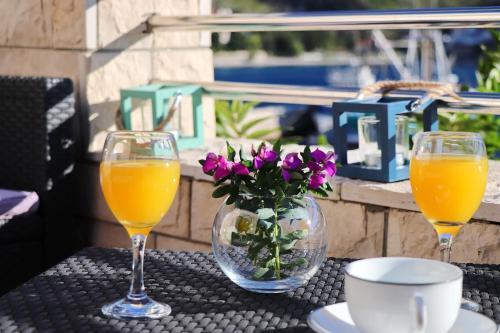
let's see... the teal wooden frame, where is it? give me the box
[119,84,204,150]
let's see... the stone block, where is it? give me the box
[151,48,214,82]
[96,0,200,50]
[97,0,154,49]
[386,208,500,263]
[50,0,87,49]
[0,0,87,49]
[341,179,419,212]
[190,180,224,243]
[154,178,191,238]
[320,200,384,258]
[90,220,156,249]
[156,235,211,252]
[452,221,500,264]
[386,209,441,260]
[0,48,81,84]
[0,0,51,47]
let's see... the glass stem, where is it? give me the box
[438,233,453,263]
[127,234,147,301]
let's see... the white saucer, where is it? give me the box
[307,302,499,333]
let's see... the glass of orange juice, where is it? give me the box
[100,131,180,319]
[410,131,488,310]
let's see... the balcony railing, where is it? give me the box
[147,7,500,32]
[146,7,500,115]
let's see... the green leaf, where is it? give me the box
[272,139,282,153]
[264,257,276,268]
[230,232,252,247]
[282,258,308,270]
[257,208,275,220]
[248,239,266,260]
[279,207,308,220]
[283,229,308,242]
[226,141,236,161]
[247,128,281,139]
[280,239,297,251]
[317,134,329,146]
[253,267,269,279]
[212,185,232,198]
[257,219,273,230]
[240,116,275,135]
[226,194,237,205]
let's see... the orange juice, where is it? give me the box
[100,159,180,236]
[410,154,488,236]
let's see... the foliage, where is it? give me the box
[216,100,281,139]
[199,142,336,279]
[477,30,500,93]
[438,29,500,160]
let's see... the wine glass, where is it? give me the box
[410,131,488,311]
[100,131,180,319]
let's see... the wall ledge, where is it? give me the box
[87,137,500,223]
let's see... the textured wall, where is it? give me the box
[0,0,215,152]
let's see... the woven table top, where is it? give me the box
[0,247,499,332]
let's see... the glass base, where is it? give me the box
[461,298,480,312]
[102,296,171,319]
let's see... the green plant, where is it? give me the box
[216,100,281,139]
[477,30,500,93]
[199,142,336,279]
[439,29,500,160]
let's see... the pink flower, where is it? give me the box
[213,156,233,180]
[253,145,278,169]
[233,162,250,176]
[202,152,219,173]
[308,173,326,190]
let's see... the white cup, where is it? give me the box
[344,257,463,333]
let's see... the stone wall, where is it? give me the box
[77,139,500,263]
[0,0,215,152]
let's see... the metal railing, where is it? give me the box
[147,7,500,32]
[155,81,500,115]
[146,6,500,115]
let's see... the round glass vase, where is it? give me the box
[212,194,328,293]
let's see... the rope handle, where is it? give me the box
[115,91,183,131]
[356,80,465,102]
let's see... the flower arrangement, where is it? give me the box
[200,141,336,280]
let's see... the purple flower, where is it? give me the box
[233,162,250,176]
[309,148,337,177]
[324,161,337,177]
[282,169,291,182]
[309,173,326,190]
[306,161,322,173]
[253,145,278,169]
[311,148,335,164]
[213,156,233,181]
[282,153,301,170]
[202,152,219,173]
[281,153,302,182]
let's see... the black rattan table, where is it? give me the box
[0,247,499,332]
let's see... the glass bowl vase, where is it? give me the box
[212,194,328,293]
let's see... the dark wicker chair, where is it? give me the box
[0,75,84,294]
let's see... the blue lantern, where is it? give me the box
[332,96,438,182]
